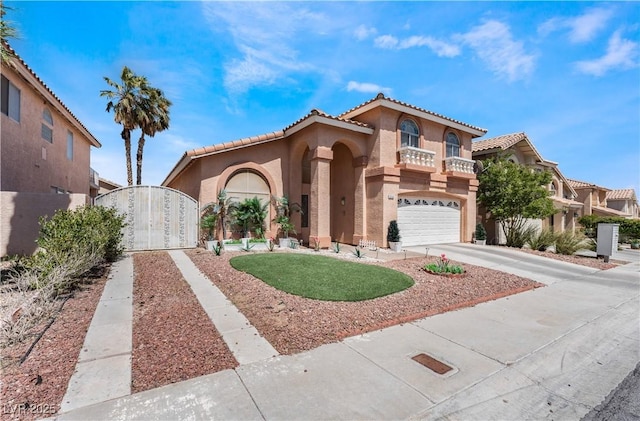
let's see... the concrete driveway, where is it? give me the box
[56,245,639,420]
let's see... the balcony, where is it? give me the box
[444,156,475,174]
[89,168,99,188]
[398,146,436,168]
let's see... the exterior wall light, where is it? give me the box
[341,197,345,206]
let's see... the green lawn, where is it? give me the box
[229,253,414,301]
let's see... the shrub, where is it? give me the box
[387,220,401,243]
[526,228,556,251]
[554,230,589,255]
[475,223,487,241]
[37,205,125,263]
[506,225,538,249]
[578,215,640,242]
[352,247,365,259]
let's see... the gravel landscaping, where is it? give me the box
[185,248,544,355]
[0,244,621,418]
[132,252,237,393]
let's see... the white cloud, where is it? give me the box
[575,30,639,76]
[201,2,328,94]
[458,20,535,82]
[354,24,377,41]
[374,34,399,49]
[374,34,460,57]
[346,81,392,95]
[538,7,614,43]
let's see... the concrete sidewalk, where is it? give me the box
[55,247,639,420]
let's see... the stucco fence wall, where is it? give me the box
[1,191,89,256]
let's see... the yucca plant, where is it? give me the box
[526,228,556,251]
[554,230,589,255]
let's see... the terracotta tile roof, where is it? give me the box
[186,130,285,158]
[2,42,101,147]
[472,132,527,152]
[339,93,487,134]
[606,189,636,201]
[283,108,373,132]
[566,178,610,191]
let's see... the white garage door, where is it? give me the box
[397,197,460,246]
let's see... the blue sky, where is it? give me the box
[6,1,640,195]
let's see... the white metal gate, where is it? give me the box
[95,185,198,251]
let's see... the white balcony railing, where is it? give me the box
[398,146,436,167]
[444,156,475,174]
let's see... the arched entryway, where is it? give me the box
[330,143,355,243]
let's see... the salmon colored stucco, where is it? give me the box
[164,94,487,248]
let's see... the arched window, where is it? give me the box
[445,132,459,157]
[400,119,419,148]
[225,169,271,220]
[42,108,53,143]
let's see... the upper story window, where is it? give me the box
[445,132,460,157]
[42,108,53,143]
[1,75,21,122]
[67,131,74,160]
[550,182,557,196]
[400,119,419,148]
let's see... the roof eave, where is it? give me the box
[285,114,374,137]
[342,98,487,137]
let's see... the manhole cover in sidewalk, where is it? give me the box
[412,353,453,375]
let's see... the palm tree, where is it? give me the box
[232,197,268,238]
[101,66,149,186]
[212,190,236,241]
[136,87,171,185]
[1,3,19,64]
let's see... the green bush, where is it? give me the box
[37,205,125,263]
[526,228,556,251]
[578,215,640,242]
[554,230,589,255]
[474,223,487,241]
[507,225,538,249]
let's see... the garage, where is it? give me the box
[396,197,461,246]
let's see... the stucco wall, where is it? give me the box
[1,191,89,256]
[1,68,92,195]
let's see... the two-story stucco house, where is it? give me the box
[472,132,583,244]
[605,189,639,219]
[1,43,101,255]
[164,93,486,248]
[567,179,638,219]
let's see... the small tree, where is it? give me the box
[201,214,217,241]
[232,197,268,238]
[271,195,301,238]
[387,220,401,243]
[477,157,555,248]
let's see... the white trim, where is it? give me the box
[285,115,374,136]
[342,99,486,137]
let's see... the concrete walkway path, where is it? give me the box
[168,249,278,364]
[55,247,639,420]
[59,255,133,412]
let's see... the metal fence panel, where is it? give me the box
[95,185,198,251]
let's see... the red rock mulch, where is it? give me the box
[131,252,237,393]
[185,249,544,355]
[0,266,108,421]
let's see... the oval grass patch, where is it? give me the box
[230,253,414,301]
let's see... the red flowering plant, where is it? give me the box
[312,236,321,251]
[424,253,464,274]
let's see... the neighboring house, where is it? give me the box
[164,93,487,248]
[606,189,639,219]
[1,43,101,256]
[472,132,583,244]
[568,179,638,219]
[97,176,122,196]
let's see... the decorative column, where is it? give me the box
[310,147,333,248]
[352,155,368,245]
